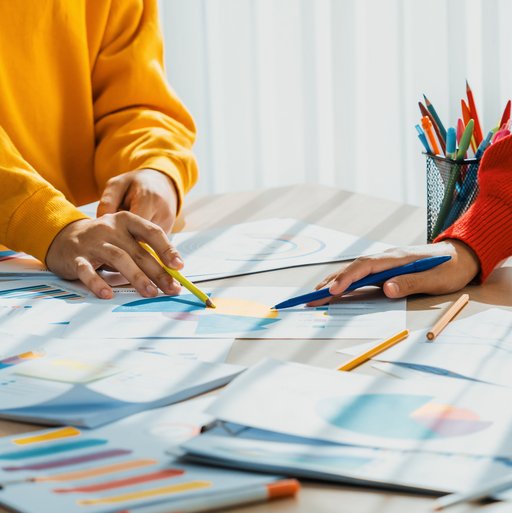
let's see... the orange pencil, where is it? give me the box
[421,116,441,155]
[465,80,483,146]
[460,99,477,153]
[500,100,511,128]
[419,101,446,154]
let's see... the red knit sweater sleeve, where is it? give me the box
[435,134,512,281]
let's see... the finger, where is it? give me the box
[97,242,159,298]
[122,212,184,270]
[383,268,452,298]
[128,197,154,223]
[74,257,113,299]
[328,252,428,296]
[314,272,337,291]
[97,176,131,217]
[151,209,175,234]
[118,237,182,296]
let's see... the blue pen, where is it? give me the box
[273,256,452,310]
[441,130,493,230]
[415,124,431,153]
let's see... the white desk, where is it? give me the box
[1,185,510,513]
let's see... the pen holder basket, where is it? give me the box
[426,155,480,243]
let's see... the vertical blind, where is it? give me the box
[159,0,512,205]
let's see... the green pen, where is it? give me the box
[431,120,474,239]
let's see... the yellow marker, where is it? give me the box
[337,329,410,372]
[140,242,215,308]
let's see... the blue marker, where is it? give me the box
[415,124,431,153]
[273,256,452,310]
[446,127,456,159]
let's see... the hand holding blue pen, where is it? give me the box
[273,256,452,310]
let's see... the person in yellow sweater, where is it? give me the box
[0,0,198,299]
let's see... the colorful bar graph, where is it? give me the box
[0,284,83,301]
[0,351,44,370]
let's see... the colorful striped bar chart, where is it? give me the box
[0,284,83,301]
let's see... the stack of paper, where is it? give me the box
[181,358,512,494]
[0,398,292,513]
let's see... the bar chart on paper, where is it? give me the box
[0,283,84,301]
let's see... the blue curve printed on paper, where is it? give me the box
[113,294,205,313]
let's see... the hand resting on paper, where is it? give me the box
[309,240,480,305]
[46,211,183,299]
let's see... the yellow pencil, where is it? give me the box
[337,329,410,372]
[140,242,215,308]
[426,293,469,341]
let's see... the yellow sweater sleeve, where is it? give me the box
[92,0,198,212]
[0,128,88,263]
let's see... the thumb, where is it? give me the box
[383,273,431,298]
[97,176,130,217]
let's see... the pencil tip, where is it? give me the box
[206,299,216,308]
[466,78,470,89]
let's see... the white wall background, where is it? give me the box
[159,0,512,206]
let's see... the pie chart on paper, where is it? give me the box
[317,393,493,440]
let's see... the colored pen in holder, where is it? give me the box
[426,155,480,243]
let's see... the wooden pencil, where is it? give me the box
[426,293,469,341]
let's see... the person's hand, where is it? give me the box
[310,240,480,306]
[46,212,184,299]
[97,169,179,233]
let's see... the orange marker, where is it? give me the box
[421,116,441,155]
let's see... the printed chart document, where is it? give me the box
[172,218,391,281]
[62,287,406,340]
[340,311,512,387]
[182,422,512,495]
[0,345,243,427]
[0,398,288,513]
[206,358,512,458]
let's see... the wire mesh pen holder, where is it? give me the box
[426,155,480,243]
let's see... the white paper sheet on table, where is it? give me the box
[0,341,243,427]
[338,321,512,387]
[172,218,391,281]
[59,286,406,340]
[207,358,512,458]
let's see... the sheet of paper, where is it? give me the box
[182,423,512,495]
[172,218,391,281]
[0,397,282,513]
[61,286,406,340]
[208,358,512,458]
[340,326,512,388]
[0,344,243,427]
